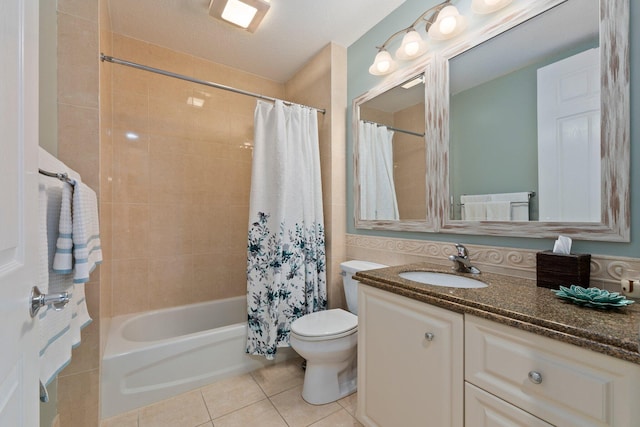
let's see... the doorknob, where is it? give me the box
[30,286,70,318]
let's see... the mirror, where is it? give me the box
[434,0,629,241]
[448,0,599,223]
[354,70,436,231]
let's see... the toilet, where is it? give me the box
[290,260,387,405]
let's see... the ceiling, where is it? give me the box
[107,0,407,83]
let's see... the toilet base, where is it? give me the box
[301,352,357,405]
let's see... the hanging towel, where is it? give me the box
[460,194,491,204]
[463,202,487,221]
[52,182,74,274]
[37,147,94,386]
[71,179,102,284]
[485,201,511,221]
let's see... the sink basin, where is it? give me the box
[399,271,487,289]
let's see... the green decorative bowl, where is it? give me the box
[552,285,635,309]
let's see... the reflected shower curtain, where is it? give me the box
[358,121,399,220]
[246,100,327,359]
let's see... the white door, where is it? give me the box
[0,0,41,425]
[537,48,600,222]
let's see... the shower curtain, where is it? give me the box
[246,100,327,359]
[358,121,399,220]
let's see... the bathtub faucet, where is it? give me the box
[448,243,480,274]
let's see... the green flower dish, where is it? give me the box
[552,285,635,309]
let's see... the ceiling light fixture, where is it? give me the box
[209,0,271,33]
[369,0,510,76]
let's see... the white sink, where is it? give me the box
[399,271,487,289]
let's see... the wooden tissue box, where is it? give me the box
[536,251,591,290]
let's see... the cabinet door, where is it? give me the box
[466,382,553,427]
[357,285,464,427]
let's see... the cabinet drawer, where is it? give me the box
[465,382,552,427]
[465,315,640,427]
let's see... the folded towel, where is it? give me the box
[485,201,511,221]
[490,192,530,203]
[463,202,486,221]
[71,179,103,284]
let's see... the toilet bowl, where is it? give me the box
[289,260,387,405]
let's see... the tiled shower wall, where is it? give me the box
[106,34,286,316]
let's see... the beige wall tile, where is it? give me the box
[147,255,194,309]
[112,259,149,315]
[57,103,100,191]
[111,203,149,260]
[58,13,99,108]
[58,0,98,22]
[57,369,100,427]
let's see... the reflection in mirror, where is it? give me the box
[358,74,426,221]
[448,0,599,223]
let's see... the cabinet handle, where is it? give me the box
[424,332,435,341]
[528,371,543,384]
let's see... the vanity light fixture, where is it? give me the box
[209,0,271,33]
[369,0,511,76]
[471,0,513,15]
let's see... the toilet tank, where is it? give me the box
[341,260,388,315]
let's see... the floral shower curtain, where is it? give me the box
[246,100,327,359]
[358,121,399,220]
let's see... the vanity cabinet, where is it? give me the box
[466,315,640,427]
[356,285,464,427]
[356,285,640,427]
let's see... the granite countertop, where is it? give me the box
[355,262,640,365]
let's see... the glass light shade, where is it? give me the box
[369,50,397,76]
[428,5,467,40]
[471,0,512,14]
[395,30,428,60]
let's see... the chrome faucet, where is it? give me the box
[449,243,481,274]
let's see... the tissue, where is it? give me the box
[552,235,572,254]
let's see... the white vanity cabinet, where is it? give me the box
[465,315,640,427]
[356,285,464,427]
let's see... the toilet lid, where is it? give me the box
[291,309,357,338]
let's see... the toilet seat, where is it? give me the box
[291,309,357,341]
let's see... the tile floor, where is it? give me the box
[100,357,363,427]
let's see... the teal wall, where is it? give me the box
[347,0,638,256]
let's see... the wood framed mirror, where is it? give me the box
[428,0,629,241]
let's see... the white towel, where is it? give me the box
[37,147,94,386]
[52,182,74,274]
[463,202,487,220]
[485,201,511,221]
[71,179,102,284]
[460,194,491,204]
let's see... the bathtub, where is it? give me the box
[101,296,295,419]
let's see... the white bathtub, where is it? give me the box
[101,296,295,419]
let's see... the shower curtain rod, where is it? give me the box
[362,120,425,138]
[100,54,326,114]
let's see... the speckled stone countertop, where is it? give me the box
[355,262,640,365]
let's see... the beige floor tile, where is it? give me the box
[101,409,138,427]
[138,390,210,427]
[201,373,266,419]
[213,399,287,427]
[308,408,364,427]
[251,356,305,396]
[269,385,342,427]
[338,392,358,416]
[196,423,213,427]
